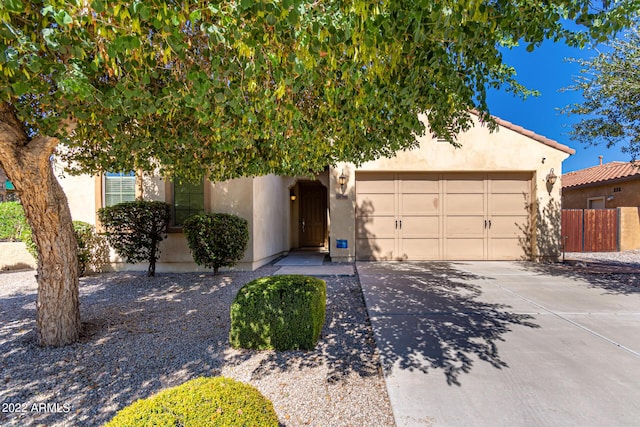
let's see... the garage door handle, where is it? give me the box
[484,220,487,229]
[395,220,398,229]
[399,220,402,229]
[488,220,492,229]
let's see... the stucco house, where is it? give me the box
[0,166,17,202]
[562,157,640,209]
[59,113,573,272]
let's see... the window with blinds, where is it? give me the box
[104,171,136,207]
[173,179,204,226]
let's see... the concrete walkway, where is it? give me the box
[274,251,354,276]
[357,261,640,427]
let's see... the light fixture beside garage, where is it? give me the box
[337,170,348,198]
[545,168,557,195]
[289,189,297,202]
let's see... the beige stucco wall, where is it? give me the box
[562,179,640,209]
[58,174,97,225]
[0,242,37,270]
[251,175,292,267]
[62,171,292,272]
[329,114,571,261]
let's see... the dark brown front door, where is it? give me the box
[299,182,327,247]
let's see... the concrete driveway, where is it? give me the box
[357,261,640,427]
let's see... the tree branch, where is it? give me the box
[0,102,29,147]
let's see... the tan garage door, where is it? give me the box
[356,172,531,260]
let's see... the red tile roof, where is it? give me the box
[562,161,640,188]
[471,111,575,155]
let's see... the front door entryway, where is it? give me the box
[298,181,327,247]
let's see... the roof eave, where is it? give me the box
[470,110,575,155]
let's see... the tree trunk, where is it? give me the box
[0,103,81,347]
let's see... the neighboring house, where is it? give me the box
[0,167,17,202]
[0,167,5,202]
[59,113,574,272]
[562,157,640,209]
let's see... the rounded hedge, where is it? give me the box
[105,377,278,427]
[73,220,109,276]
[230,275,327,351]
[183,212,249,274]
[97,200,171,277]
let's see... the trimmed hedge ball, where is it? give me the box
[230,274,327,351]
[105,377,278,427]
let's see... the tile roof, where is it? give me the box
[562,161,640,188]
[471,111,575,155]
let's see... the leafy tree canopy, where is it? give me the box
[563,23,640,161]
[2,0,638,182]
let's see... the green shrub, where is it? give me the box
[105,377,278,427]
[230,275,326,350]
[183,212,249,274]
[0,201,36,257]
[73,221,109,276]
[97,201,170,277]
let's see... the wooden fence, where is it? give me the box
[561,209,619,252]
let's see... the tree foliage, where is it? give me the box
[97,201,170,276]
[2,0,638,181]
[1,0,637,346]
[563,24,640,160]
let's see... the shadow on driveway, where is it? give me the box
[357,262,539,386]
[521,260,640,295]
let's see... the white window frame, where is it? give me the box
[103,171,136,207]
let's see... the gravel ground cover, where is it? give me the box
[0,267,395,427]
[564,248,640,267]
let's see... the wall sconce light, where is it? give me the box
[289,189,296,202]
[338,170,347,194]
[546,168,557,186]
[607,195,614,202]
[545,168,557,195]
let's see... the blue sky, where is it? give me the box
[486,40,629,173]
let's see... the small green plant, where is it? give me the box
[0,201,36,257]
[73,221,109,276]
[230,275,326,351]
[105,376,278,427]
[97,201,171,277]
[183,212,249,274]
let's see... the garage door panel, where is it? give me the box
[489,238,526,260]
[446,181,485,194]
[400,239,440,260]
[401,194,440,215]
[489,174,531,193]
[356,238,396,260]
[490,193,528,214]
[399,174,439,193]
[402,216,439,237]
[445,238,485,260]
[355,172,532,261]
[356,215,396,238]
[356,193,395,216]
[489,216,528,237]
[446,194,484,214]
[445,216,484,237]
[355,173,395,193]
